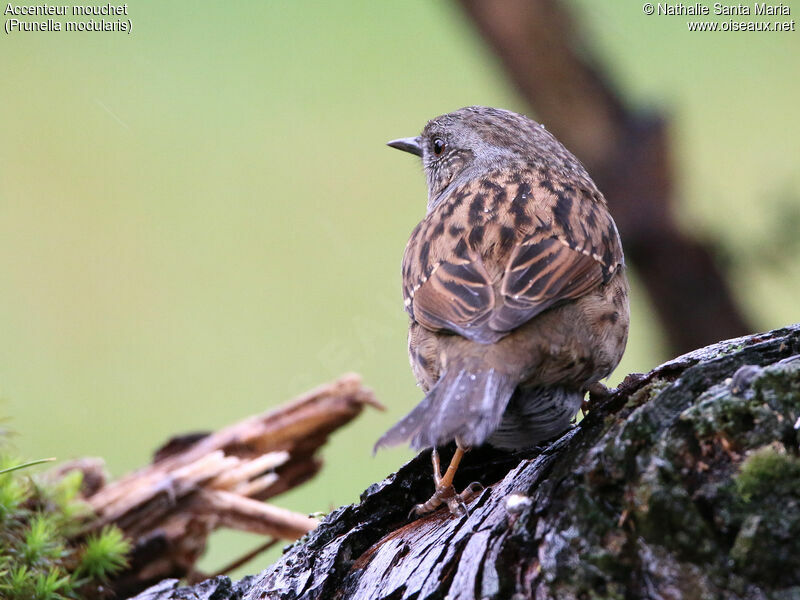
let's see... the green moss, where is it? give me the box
[77,526,131,580]
[625,380,670,410]
[735,444,800,502]
[630,463,718,563]
[723,343,746,356]
[670,361,800,587]
[587,585,626,600]
[752,366,800,433]
[0,451,131,600]
[686,360,800,447]
[725,445,800,585]
[579,356,800,591]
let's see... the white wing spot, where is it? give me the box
[408,261,442,298]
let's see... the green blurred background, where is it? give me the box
[1,0,798,577]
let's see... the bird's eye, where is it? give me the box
[432,138,445,156]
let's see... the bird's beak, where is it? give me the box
[387,136,422,157]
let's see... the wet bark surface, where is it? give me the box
[132,324,800,600]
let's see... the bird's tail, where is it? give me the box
[374,364,517,452]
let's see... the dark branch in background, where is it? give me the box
[455,0,751,353]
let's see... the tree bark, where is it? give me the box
[132,324,800,599]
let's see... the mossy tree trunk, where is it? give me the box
[133,325,800,600]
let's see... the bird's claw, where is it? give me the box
[464,481,484,497]
[411,481,483,518]
[446,481,483,516]
[446,494,468,516]
[411,483,456,517]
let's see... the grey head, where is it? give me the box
[388,106,583,213]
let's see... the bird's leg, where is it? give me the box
[431,447,442,486]
[412,443,482,517]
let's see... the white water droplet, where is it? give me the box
[505,493,532,514]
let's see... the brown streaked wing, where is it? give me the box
[408,240,499,343]
[403,172,624,344]
[489,232,609,333]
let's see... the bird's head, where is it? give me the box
[387,106,573,213]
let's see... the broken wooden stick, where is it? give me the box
[60,373,380,598]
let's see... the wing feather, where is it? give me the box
[402,170,623,343]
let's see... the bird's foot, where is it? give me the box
[411,481,483,517]
[587,381,612,399]
[411,447,482,517]
[582,382,613,415]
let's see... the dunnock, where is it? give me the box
[378,106,629,516]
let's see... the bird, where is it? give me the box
[376,106,630,516]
